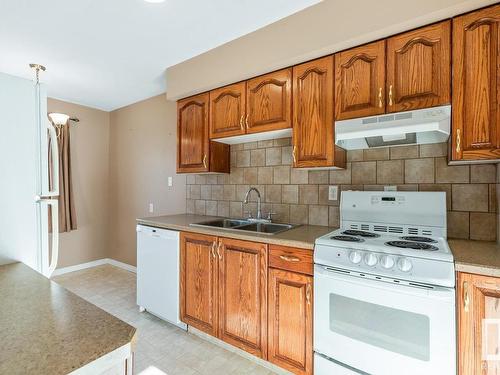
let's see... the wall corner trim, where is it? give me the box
[51,258,137,277]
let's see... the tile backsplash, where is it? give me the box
[186,138,498,241]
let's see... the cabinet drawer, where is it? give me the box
[269,245,313,275]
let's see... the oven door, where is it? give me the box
[314,264,456,375]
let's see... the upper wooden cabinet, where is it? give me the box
[177,94,230,173]
[179,232,218,336]
[209,82,246,139]
[458,272,500,374]
[335,41,386,120]
[387,20,451,113]
[452,4,500,161]
[218,237,268,359]
[246,68,292,133]
[293,56,346,168]
[334,21,451,121]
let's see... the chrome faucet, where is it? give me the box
[243,187,264,221]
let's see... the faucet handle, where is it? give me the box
[266,212,277,221]
[244,210,253,219]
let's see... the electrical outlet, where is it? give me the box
[328,185,339,201]
[384,186,397,191]
[168,176,173,187]
[149,203,154,213]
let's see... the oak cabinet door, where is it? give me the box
[180,232,218,336]
[293,56,345,168]
[458,272,500,375]
[209,82,246,139]
[246,68,292,133]
[452,5,500,161]
[268,268,313,375]
[335,41,386,120]
[218,238,268,358]
[386,21,451,113]
[177,93,210,173]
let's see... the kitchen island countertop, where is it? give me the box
[0,262,136,375]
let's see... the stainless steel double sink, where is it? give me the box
[190,218,299,235]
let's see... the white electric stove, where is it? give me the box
[314,191,456,375]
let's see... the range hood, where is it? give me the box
[335,105,451,150]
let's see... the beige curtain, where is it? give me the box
[49,119,77,232]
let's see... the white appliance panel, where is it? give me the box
[314,265,456,375]
[136,225,186,330]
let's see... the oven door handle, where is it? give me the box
[315,265,455,300]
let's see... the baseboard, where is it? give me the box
[52,258,136,276]
[107,258,137,273]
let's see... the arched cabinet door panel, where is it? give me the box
[386,20,451,113]
[246,68,292,133]
[452,5,500,161]
[335,40,386,120]
[209,82,246,139]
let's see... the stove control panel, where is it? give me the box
[315,244,455,287]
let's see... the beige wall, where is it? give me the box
[108,94,186,266]
[47,98,111,268]
[166,0,496,100]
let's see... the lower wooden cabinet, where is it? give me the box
[180,233,268,359]
[268,268,313,375]
[458,272,500,374]
[179,232,218,336]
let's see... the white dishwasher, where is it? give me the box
[136,225,186,330]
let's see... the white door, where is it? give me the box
[314,265,456,375]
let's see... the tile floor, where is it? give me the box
[53,264,281,375]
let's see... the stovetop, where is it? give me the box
[314,227,455,287]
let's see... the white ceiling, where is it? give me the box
[0,0,320,111]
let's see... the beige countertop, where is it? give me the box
[137,214,333,249]
[449,239,500,277]
[0,262,136,375]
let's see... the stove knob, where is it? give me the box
[349,251,362,264]
[380,255,395,269]
[397,258,413,272]
[364,253,378,267]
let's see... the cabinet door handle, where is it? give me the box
[211,242,216,259]
[245,114,249,128]
[239,115,244,130]
[217,241,223,260]
[306,284,311,306]
[456,129,461,154]
[463,281,470,312]
[378,87,383,108]
[292,145,297,164]
[203,154,207,169]
[279,254,301,262]
[389,85,393,106]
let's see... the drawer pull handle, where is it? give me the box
[217,241,223,260]
[378,87,383,108]
[239,115,244,130]
[292,146,297,164]
[280,254,301,262]
[245,114,249,128]
[203,154,207,169]
[306,284,311,305]
[456,129,461,154]
[389,85,393,106]
[464,281,470,312]
[211,242,216,259]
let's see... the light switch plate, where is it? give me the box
[168,176,173,187]
[329,185,338,201]
[149,203,154,213]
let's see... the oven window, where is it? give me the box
[329,294,430,361]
